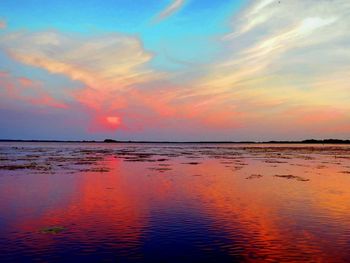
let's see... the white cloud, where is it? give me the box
[1,0,350,136]
[0,31,160,89]
[179,0,350,132]
[0,30,167,121]
[154,0,185,22]
[207,0,350,91]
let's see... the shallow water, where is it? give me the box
[0,142,350,262]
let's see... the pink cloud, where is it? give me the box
[0,72,68,109]
[1,23,349,139]
[0,20,6,29]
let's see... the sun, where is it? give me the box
[106,116,121,126]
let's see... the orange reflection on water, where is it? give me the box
[1,143,350,261]
[179,157,350,261]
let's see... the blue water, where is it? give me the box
[0,142,350,262]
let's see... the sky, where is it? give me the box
[0,0,349,141]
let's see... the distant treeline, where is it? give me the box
[0,139,350,144]
[267,139,350,144]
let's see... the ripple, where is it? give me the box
[0,142,350,262]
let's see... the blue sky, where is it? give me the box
[1,0,349,141]
[0,0,244,71]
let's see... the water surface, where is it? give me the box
[1,142,350,262]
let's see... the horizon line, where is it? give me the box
[1,139,350,144]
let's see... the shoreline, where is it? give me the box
[1,139,350,144]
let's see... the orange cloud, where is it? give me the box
[0,31,167,132]
[1,0,350,139]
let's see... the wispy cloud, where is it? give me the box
[199,0,350,136]
[154,0,185,23]
[0,71,68,109]
[1,0,350,139]
[0,31,159,89]
[0,31,165,131]
[157,0,350,138]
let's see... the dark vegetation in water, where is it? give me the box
[0,144,349,179]
[1,142,350,263]
[148,167,172,172]
[274,174,310,181]
[89,167,111,173]
[40,226,65,234]
[0,163,52,172]
[246,174,263,180]
[0,147,111,174]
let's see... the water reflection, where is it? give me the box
[0,143,350,262]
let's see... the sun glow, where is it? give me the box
[106,116,121,126]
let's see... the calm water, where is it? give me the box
[1,142,350,262]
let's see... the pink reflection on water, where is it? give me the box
[0,143,350,261]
